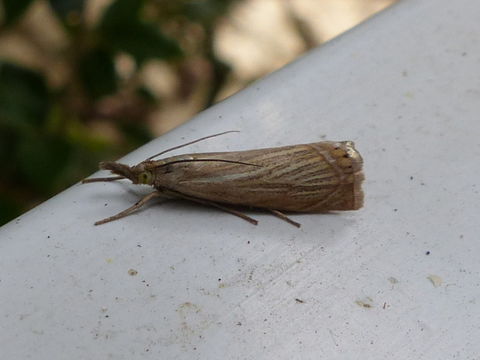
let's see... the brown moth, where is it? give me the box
[83,131,364,227]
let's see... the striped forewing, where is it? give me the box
[157,142,363,212]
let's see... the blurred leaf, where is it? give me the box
[99,0,182,63]
[48,0,85,27]
[1,0,34,26]
[0,62,49,129]
[16,133,72,193]
[136,86,157,104]
[79,48,117,99]
[100,0,144,30]
[105,22,182,63]
[0,128,18,177]
[119,122,152,147]
[184,0,237,23]
[0,195,21,225]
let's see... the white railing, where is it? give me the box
[1,0,480,358]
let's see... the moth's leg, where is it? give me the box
[202,201,259,225]
[269,209,301,228]
[95,191,164,225]
[82,176,125,184]
[171,192,258,225]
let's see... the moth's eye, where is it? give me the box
[138,171,153,184]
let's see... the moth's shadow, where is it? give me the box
[84,181,358,238]
[146,196,356,236]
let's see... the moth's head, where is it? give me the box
[99,161,155,185]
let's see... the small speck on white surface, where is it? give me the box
[427,274,443,288]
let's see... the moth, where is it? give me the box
[83,131,364,227]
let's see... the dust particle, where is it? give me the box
[427,274,443,287]
[128,269,138,276]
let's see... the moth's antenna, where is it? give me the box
[146,130,239,161]
[82,176,125,184]
[160,159,261,167]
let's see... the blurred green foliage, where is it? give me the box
[0,0,241,225]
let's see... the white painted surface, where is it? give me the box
[1,0,480,358]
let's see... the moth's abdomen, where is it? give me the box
[155,142,364,212]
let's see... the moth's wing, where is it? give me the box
[156,142,363,212]
[283,142,364,211]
